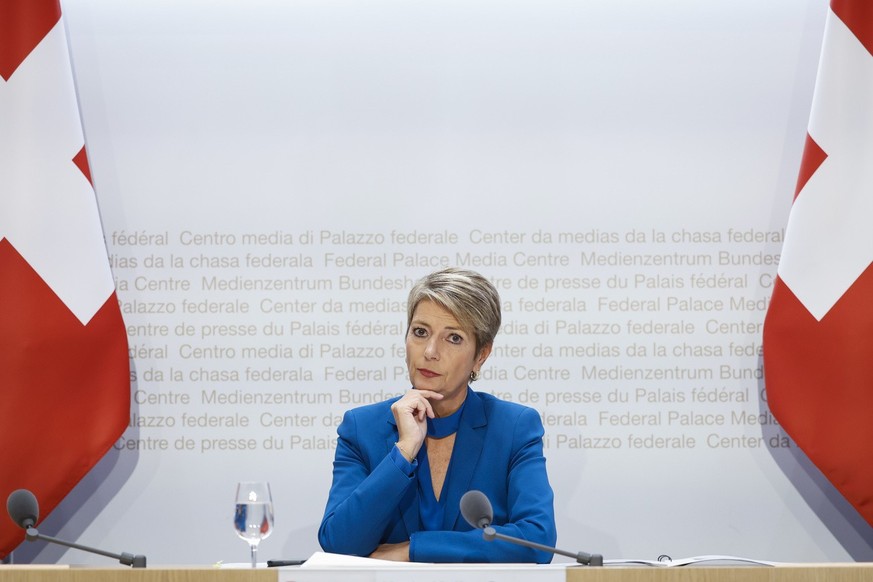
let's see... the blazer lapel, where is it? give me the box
[442,389,487,530]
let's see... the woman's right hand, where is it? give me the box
[390,389,443,461]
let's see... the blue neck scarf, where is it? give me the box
[426,393,467,438]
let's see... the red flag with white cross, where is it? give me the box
[764,0,873,526]
[0,0,129,557]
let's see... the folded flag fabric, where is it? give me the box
[763,0,873,526]
[0,0,130,557]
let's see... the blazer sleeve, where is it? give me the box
[409,405,557,563]
[317,409,415,556]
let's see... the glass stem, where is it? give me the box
[250,543,258,568]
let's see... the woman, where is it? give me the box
[318,268,557,563]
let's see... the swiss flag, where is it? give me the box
[763,0,873,526]
[0,0,129,557]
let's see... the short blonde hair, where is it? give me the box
[406,268,501,355]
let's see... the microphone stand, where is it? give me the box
[25,526,147,568]
[483,526,603,566]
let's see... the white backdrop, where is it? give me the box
[13,0,873,566]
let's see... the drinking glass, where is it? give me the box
[233,481,274,568]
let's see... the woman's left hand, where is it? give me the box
[369,541,410,561]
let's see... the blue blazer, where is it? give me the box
[318,388,557,563]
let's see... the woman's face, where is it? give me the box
[405,300,491,413]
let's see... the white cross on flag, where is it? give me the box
[764,0,873,526]
[0,0,129,557]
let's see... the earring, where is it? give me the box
[470,370,479,382]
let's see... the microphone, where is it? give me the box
[7,489,38,529]
[460,490,603,566]
[6,489,147,568]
